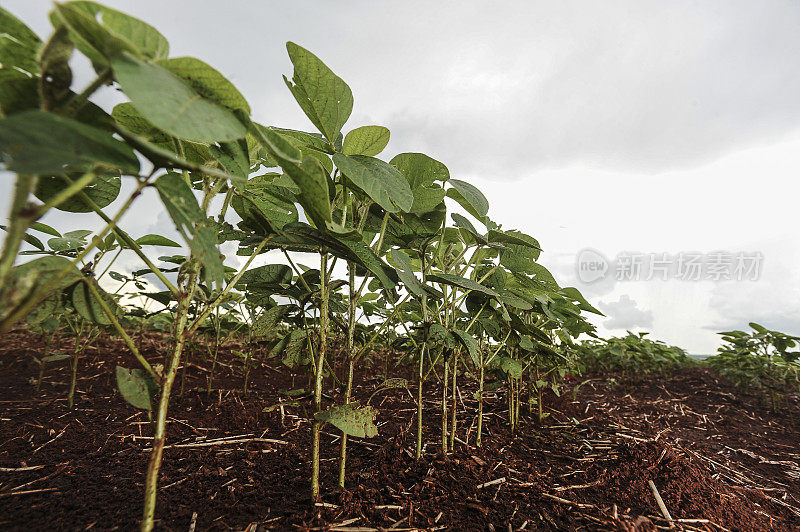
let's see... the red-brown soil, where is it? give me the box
[0,329,798,531]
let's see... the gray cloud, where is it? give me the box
[598,294,654,330]
[6,0,800,179]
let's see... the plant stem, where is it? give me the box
[441,355,449,453]
[477,339,484,448]
[141,176,217,531]
[311,252,329,501]
[82,191,179,298]
[185,236,272,337]
[449,350,458,452]
[67,321,83,410]
[206,308,221,393]
[86,280,158,382]
[415,248,429,460]
[0,175,37,295]
[141,261,200,532]
[63,68,111,116]
[32,171,97,220]
[338,263,356,488]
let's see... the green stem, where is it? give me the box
[0,175,37,295]
[63,68,111,116]
[477,338,484,448]
[185,236,272,337]
[449,350,458,452]
[141,260,200,532]
[80,188,179,298]
[415,248,429,460]
[206,308,222,393]
[311,252,329,501]
[86,280,158,382]
[338,263,356,488]
[32,171,97,220]
[442,354,448,453]
[67,322,83,410]
[115,125,238,184]
[96,248,123,282]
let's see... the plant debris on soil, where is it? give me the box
[1,329,798,531]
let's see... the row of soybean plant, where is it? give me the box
[0,3,601,530]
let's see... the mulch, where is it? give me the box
[0,328,798,531]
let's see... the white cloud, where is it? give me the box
[598,294,654,331]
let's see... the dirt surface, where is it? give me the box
[1,328,799,531]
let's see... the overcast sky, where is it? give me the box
[4,0,800,354]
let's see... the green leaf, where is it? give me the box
[0,7,41,50]
[251,305,290,337]
[79,1,167,57]
[342,125,390,156]
[111,102,214,165]
[0,38,38,78]
[333,154,413,213]
[498,357,523,379]
[115,366,158,410]
[452,213,489,246]
[157,56,250,113]
[289,157,333,228]
[239,264,293,286]
[111,53,246,143]
[231,174,298,233]
[48,234,87,252]
[451,329,480,367]
[427,272,500,299]
[519,335,536,352]
[249,124,332,228]
[37,25,74,110]
[271,127,332,154]
[26,294,62,325]
[390,153,450,189]
[0,76,40,117]
[156,172,204,227]
[314,401,378,438]
[56,1,168,61]
[29,222,61,237]
[284,42,353,145]
[389,249,442,300]
[280,329,312,368]
[0,110,140,174]
[409,185,446,214]
[273,223,397,293]
[35,173,121,213]
[560,287,603,316]
[495,288,533,310]
[71,279,119,325]
[51,3,141,63]
[447,179,489,219]
[210,140,249,188]
[23,232,45,251]
[429,323,457,349]
[488,230,541,251]
[8,256,82,293]
[155,172,223,287]
[135,234,181,247]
